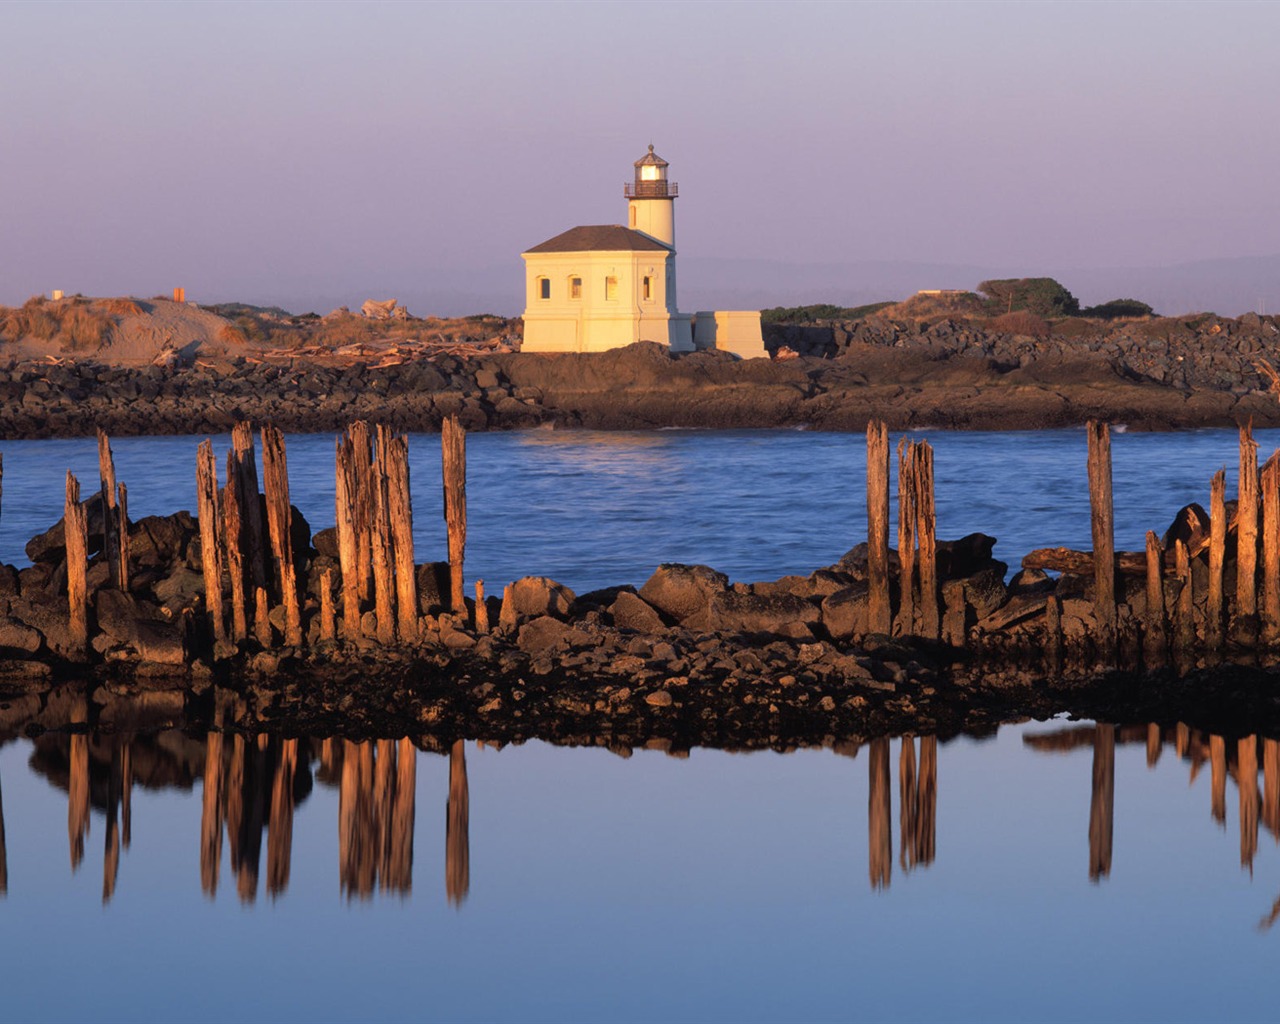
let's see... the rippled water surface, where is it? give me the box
[3,427,1280,1022]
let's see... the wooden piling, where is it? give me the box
[384,430,418,641]
[116,483,129,593]
[1045,593,1062,671]
[320,568,336,642]
[896,439,917,635]
[1210,733,1227,823]
[1240,735,1260,869]
[1089,723,1116,880]
[1086,421,1116,643]
[223,451,248,642]
[253,586,272,647]
[866,420,891,634]
[474,580,489,634]
[1175,539,1194,653]
[1237,423,1260,637]
[335,436,362,640]
[869,736,892,889]
[97,429,120,588]
[195,442,226,645]
[1143,531,1167,665]
[65,472,88,654]
[1263,454,1280,645]
[261,426,301,646]
[499,582,517,631]
[1207,469,1226,648]
[231,422,269,608]
[914,440,938,639]
[371,428,397,645]
[349,421,374,606]
[442,415,467,614]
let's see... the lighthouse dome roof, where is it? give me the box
[634,144,669,169]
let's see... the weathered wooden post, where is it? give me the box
[896,440,917,635]
[442,415,467,614]
[1263,453,1280,645]
[261,426,302,646]
[371,428,397,645]
[231,422,269,619]
[499,582,517,631]
[115,482,129,593]
[914,441,938,640]
[1207,469,1227,648]
[1175,538,1194,652]
[97,430,120,588]
[350,420,374,606]
[1045,593,1063,671]
[1143,530,1167,665]
[1086,421,1116,646]
[474,580,489,634]
[195,441,226,645]
[866,420,891,634]
[223,451,248,642]
[319,568,336,642]
[335,435,362,639]
[385,429,418,641]
[65,472,88,655]
[1237,423,1260,641]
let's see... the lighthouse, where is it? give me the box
[519,146,762,357]
[626,144,677,247]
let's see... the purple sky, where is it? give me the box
[2,1,1278,316]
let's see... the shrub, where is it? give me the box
[978,278,1080,318]
[1082,298,1155,320]
[760,301,894,324]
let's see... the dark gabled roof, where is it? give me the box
[524,225,672,254]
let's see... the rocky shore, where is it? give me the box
[6,493,1280,749]
[4,309,1280,438]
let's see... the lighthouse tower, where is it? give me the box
[626,144,677,247]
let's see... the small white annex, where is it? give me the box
[520,146,765,358]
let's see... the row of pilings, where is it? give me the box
[862,415,1280,666]
[52,416,475,660]
[27,414,1280,668]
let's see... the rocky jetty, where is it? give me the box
[4,310,1280,438]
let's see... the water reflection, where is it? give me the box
[15,718,1280,911]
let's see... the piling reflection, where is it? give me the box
[337,737,416,899]
[446,740,469,905]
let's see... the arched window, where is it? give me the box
[538,277,551,300]
[642,276,652,301]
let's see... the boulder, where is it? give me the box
[0,616,44,655]
[508,576,576,620]
[609,590,666,633]
[821,583,870,640]
[129,513,198,569]
[936,534,999,578]
[517,615,571,654]
[153,567,206,616]
[313,526,340,559]
[639,564,729,628]
[26,492,108,563]
[707,591,820,636]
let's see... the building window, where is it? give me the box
[570,277,582,300]
[538,277,550,300]
[605,276,617,301]
[643,276,652,301]
[629,207,637,228]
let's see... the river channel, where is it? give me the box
[2,427,1279,1021]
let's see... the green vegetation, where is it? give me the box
[978,278,1080,318]
[1082,298,1155,320]
[760,301,894,324]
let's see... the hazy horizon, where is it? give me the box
[3,1,1278,317]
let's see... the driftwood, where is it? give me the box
[1022,547,1150,576]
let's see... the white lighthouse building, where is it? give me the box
[520,146,763,357]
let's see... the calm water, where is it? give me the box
[3,427,1280,1022]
